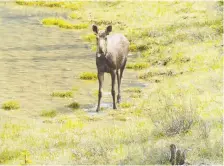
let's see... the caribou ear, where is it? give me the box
[105,25,112,35]
[92,24,98,34]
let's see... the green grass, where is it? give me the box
[124,88,142,98]
[79,72,97,80]
[129,44,137,52]
[91,45,97,51]
[130,93,142,98]
[40,110,57,118]
[2,101,20,110]
[51,91,73,98]
[126,62,149,70]
[69,13,81,19]
[119,102,132,109]
[42,18,60,26]
[0,149,22,164]
[42,18,88,29]
[128,42,150,52]
[82,34,96,43]
[124,87,142,93]
[67,102,80,110]
[16,0,82,10]
[139,67,175,80]
[61,119,84,131]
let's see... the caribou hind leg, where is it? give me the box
[116,69,121,103]
[111,70,117,109]
[117,57,127,103]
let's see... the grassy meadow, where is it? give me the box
[0,0,223,164]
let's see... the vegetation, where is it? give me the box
[139,68,174,80]
[119,102,132,109]
[124,87,142,93]
[69,13,81,19]
[42,18,88,29]
[82,34,96,43]
[129,44,137,52]
[79,72,97,80]
[91,45,97,51]
[130,93,142,98]
[0,0,222,165]
[51,91,73,98]
[2,101,20,110]
[16,0,82,10]
[67,102,80,110]
[40,110,57,118]
[0,149,21,164]
[124,87,142,99]
[126,62,149,70]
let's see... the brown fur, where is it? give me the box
[92,25,129,112]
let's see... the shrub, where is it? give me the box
[139,69,174,80]
[136,43,149,51]
[130,93,142,98]
[67,102,80,109]
[42,18,88,29]
[41,110,57,118]
[124,87,142,93]
[51,91,73,98]
[91,19,113,25]
[129,43,149,52]
[0,149,21,164]
[69,13,81,19]
[90,19,125,26]
[124,88,142,99]
[16,1,82,10]
[119,102,132,108]
[129,44,137,52]
[80,72,97,80]
[2,101,20,110]
[82,34,96,43]
[72,23,89,29]
[218,1,223,6]
[42,18,61,25]
[126,62,149,70]
[148,87,198,137]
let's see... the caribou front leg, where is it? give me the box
[96,72,104,112]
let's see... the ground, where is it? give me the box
[0,0,223,165]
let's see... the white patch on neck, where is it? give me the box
[97,53,101,57]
